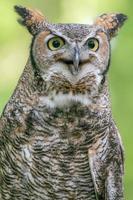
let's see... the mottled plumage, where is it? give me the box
[0,6,127,200]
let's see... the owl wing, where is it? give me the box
[88,123,124,199]
[88,145,104,199]
[0,117,3,136]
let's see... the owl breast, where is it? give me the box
[13,103,108,199]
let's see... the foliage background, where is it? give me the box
[0,0,133,198]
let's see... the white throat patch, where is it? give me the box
[39,93,92,108]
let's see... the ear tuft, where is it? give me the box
[14,5,30,19]
[95,13,127,39]
[14,5,33,27]
[115,13,128,27]
[14,5,46,35]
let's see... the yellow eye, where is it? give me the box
[47,37,65,51]
[87,38,99,51]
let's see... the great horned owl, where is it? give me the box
[0,5,127,200]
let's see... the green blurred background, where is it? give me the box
[0,0,132,199]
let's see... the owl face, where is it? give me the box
[15,6,127,107]
[31,24,110,106]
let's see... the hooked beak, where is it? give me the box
[71,46,80,75]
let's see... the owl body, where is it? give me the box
[0,85,110,200]
[0,6,127,200]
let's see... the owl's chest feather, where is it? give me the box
[20,104,99,199]
[0,102,109,199]
[29,102,105,147]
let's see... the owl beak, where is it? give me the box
[72,46,80,75]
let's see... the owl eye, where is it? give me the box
[47,37,65,51]
[87,38,99,51]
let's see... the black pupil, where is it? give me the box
[52,40,61,48]
[88,40,95,49]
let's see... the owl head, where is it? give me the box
[15,6,127,107]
